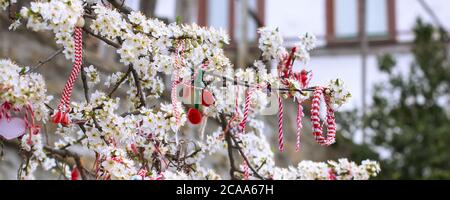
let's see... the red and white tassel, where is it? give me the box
[294,70,311,152]
[24,104,40,145]
[52,26,83,126]
[277,94,284,152]
[311,87,336,146]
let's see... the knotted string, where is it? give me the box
[52,27,83,126]
[311,87,336,146]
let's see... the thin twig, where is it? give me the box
[43,146,87,180]
[106,0,133,15]
[1,138,89,180]
[256,159,267,172]
[81,64,91,102]
[61,135,87,150]
[230,134,267,180]
[27,48,64,74]
[108,66,132,97]
[82,27,121,48]
[220,114,238,180]
[130,65,147,108]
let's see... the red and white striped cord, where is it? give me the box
[243,161,249,180]
[295,101,303,152]
[171,42,185,127]
[277,94,284,152]
[171,74,181,126]
[311,87,336,146]
[325,96,337,145]
[239,86,257,133]
[52,27,83,126]
[295,70,312,152]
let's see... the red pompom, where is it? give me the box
[61,113,70,126]
[52,111,62,124]
[71,167,79,180]
[52,111,71,126]
[202,90,215,107]
[187,108,202,125]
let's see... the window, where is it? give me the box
[207,0,229,30]
[326,0,396,44]
[198,0,265,43]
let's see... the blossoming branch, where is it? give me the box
[0,0,378,180]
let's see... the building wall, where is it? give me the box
[265,0,450,112]
[266,0,450,43]
[151,0,449,111]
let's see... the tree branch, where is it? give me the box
[27,48,64,74]
[219,113,267,180]
[106,0,133,15]
[43,146,87,180]
[1,138,89,180]
[108,66,132,97]
[81,64,91,102]
[230,134,267,180]
[220,114,238,180]
[82,27,121,48]
[130,65,147,108]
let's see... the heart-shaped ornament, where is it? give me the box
[0,117,26,140]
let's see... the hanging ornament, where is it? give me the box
[0,117,26,140]
[293,69,312,152]
[311,87,336,146]
[52,17,84,126]
[184,86,203,125]
[277,94,284,152]
[0,102,40,142]
[185,68,215,125]
[239,86,256,132]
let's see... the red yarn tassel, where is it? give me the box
[52,27,83,125]
[71,167,79,180]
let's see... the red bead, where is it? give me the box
[187,108,202,125]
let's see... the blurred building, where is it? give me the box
[153,0,450,113]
